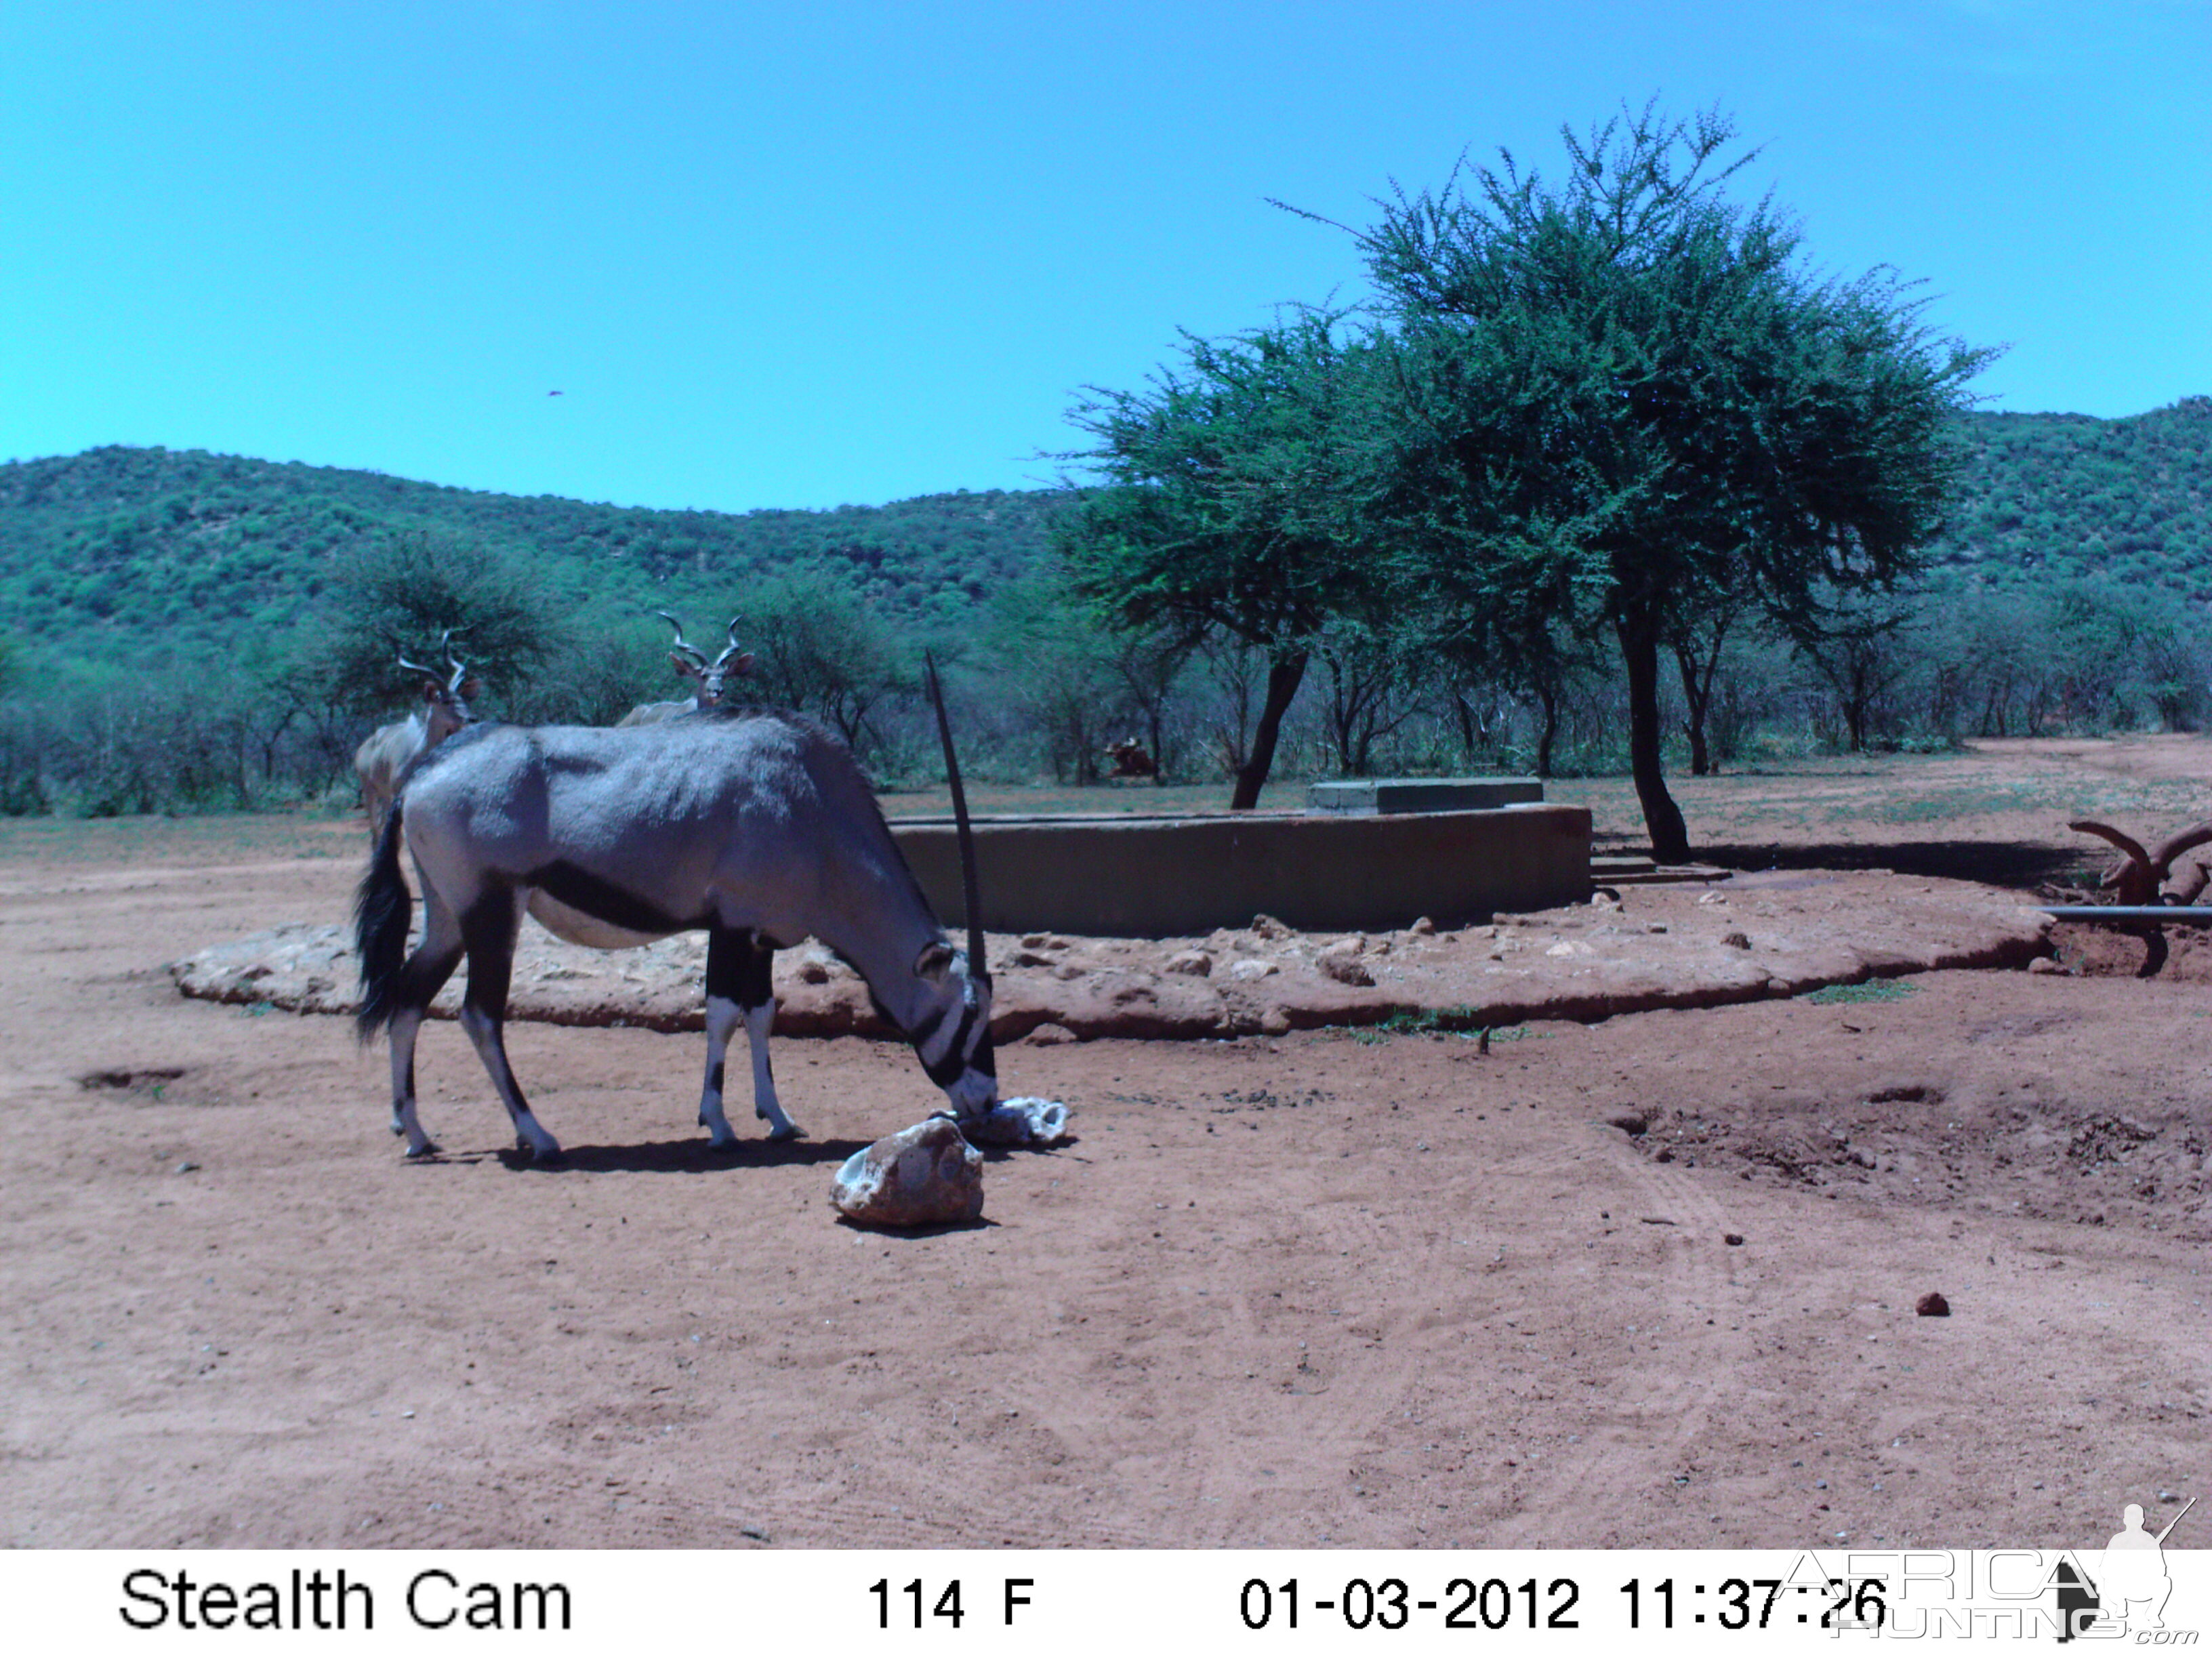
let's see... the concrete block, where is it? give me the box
[1307,777,1545,814]
[891,803,1591,937]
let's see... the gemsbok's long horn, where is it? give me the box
[925,651,987,984]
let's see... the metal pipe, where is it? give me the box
[2039,906,2212,924]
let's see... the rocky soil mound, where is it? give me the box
[171,869,2055,1040]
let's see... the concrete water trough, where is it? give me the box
[891,785,1591,938]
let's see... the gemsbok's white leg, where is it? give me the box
[702,926,798,1142]
[696,993,742,1147]
[744,998,798,1140]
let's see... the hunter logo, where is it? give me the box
[1830,1496,2198,1640]
[2061,1496,2197,1641]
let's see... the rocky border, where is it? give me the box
[170,870,2055,1043]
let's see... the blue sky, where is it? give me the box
[3,1,2205,512]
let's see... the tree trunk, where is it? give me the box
[1674,640,1713,777]
[1534,682,1559,779]
[1616,604,1691,863]
[1230,653,1307,810]
[1450,688,1479,762]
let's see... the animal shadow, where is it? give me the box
[493,1136,871,1174]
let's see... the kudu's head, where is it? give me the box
[398,629,480,743]
[659,612,755,709]
[915,650,997,1120]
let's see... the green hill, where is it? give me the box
[1,397,2207,668]
[1927,395,2212,600]
[0,445,1068,663]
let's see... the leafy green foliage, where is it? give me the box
[1923,398,2212,600]
[321,533,566,718]
[1054,310,1406,804]
[1352,100,1994,860]
[742,567,909,748]
[0,444,1063,666]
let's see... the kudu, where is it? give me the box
[354,632,480,838]
[617,613,755,726]
[352,675,996,1162]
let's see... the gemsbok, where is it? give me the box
[617,613,755,726]
[352,695,997,1162]
[354,632,480,838]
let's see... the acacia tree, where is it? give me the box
[1054,311,1397,808]
[325,532,565,720]
[1344,101,1992,860]
[744,568,907,752]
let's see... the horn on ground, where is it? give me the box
[925,651,987,985]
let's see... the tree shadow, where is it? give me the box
[1696,838,2085,893]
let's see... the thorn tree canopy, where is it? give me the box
[1053,310,1397,809]
[1343,100,1996,861]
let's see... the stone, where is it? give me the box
[1164,949,1213,977]
[1250,914,1294,940]
[1915,1292,1950,1317]
[1409,916,1436,935]
[1228,958,1278,982]
[1721,931,1751,949]
[830,1118,985,1227]
[1317,947,1375,987]
[1025,1022,1078,1046]
[1258,1006,1292,1036]
[2028,956,2067,975]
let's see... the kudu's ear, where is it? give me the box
[459,678,483,701]
[914,941,956,983]
[671,653,703,681]
[421,678,446,700]
[732,652,756,676]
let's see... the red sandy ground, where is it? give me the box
[1,739,2205,1549]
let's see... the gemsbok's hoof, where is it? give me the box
[768,1121,804,1143]
[403,1139,441,1160]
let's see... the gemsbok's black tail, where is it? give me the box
[353,798,413,1042]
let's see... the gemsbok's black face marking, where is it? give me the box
[354,712,1000,1162]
